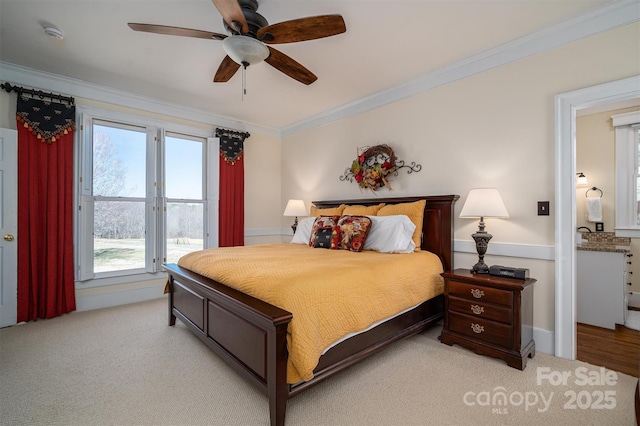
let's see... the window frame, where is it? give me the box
[612,110,640,237]
[75,105,218,287]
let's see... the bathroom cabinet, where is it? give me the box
[577,250,628,330]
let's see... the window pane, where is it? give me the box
[165,136,203,199]
[93,124,146,197]
[94,200,146,272]
[166,202,203,264]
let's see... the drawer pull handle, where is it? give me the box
[470,304,484,315]
[471,323,485,334]
[470,288,485,299]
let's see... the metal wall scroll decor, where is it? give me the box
[339,144,422,192]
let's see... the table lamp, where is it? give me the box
[459,188,509,274]
[283,199,307,234]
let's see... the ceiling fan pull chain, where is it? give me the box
[242,61,249,100]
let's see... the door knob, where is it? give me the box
[4,234,14,242]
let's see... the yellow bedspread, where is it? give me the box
[177,243,444,383]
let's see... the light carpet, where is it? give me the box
[0,297,637,426]
[626,310,640,331]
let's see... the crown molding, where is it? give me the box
[281,0,640,138]
[0,61,280,138]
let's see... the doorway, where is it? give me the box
[555,75,640,360]
[0,128,18,328]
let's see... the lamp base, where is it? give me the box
[470,221,492,274]
[291,216,299,235]
[470,262,490,274]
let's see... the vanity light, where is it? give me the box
[576,172,589,187]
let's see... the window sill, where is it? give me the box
[75,271,167,289]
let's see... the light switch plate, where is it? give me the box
[538,201,550,216]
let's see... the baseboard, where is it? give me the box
[533,327,554,355]
[75,281,166,312]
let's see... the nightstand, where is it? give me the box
[440,269,536,370]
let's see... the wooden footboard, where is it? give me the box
[167,263,292,426]
[164,195,457,426]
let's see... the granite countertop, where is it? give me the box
[576,232,631,253]
[576,242,631,253]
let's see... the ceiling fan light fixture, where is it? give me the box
[222,35,269,66]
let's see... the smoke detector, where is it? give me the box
[43,26,64,40]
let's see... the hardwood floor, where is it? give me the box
[577,322,640,378]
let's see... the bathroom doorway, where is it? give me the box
[554,76,640,361]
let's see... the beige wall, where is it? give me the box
[577,106,640,292]
[281,22,640,334]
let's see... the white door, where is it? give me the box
[0,128,18,327]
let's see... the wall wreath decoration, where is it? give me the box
[340,144,422,192]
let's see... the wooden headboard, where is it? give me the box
[311,195,459,272]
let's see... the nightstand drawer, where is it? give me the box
[448,312,513,348]
[448,281,512,307]
[448,295,512,324]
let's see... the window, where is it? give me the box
[165,133,205,264]
[92,122,148,273]
[77,107,218,282]
[612,111,640,237]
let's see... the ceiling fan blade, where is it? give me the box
[211,0,248,34]
[214,55,241,82]
[257,15,346,44]
[128,23,226,40]
[265,47,317,85]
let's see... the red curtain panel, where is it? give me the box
[16,95,76,321]
[217,129,248,247]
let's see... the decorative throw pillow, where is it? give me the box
[309,216,341,248]
[377,200,426,251]
[290,217,317,244]
[313,228,336,249]
[337,215,372,252]
[309,204,345,217]
[342,203,385,216]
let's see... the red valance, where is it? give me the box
[216,128,249,165]
[16,95,76,144]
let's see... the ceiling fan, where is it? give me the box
[128,0,346,85]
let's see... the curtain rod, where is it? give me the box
[215,127,250,139]
[1,82,75,105]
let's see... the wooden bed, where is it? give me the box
[163,195,458,425]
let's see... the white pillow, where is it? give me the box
[364,215,416,253]
[290,217,316,244]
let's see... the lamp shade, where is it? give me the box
[459,188,509,219]
[576,172,589,187]
[283,199,307,217]
[222,35,269,66]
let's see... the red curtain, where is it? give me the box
[217,129,248,247]
[16,95,76,321]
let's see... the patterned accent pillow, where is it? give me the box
[313,228,336,249]
[338,215,373,252]
[309,216,341,249]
